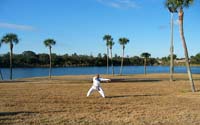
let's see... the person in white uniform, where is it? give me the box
[87,74,111,98]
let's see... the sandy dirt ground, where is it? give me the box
[0,74,200,125]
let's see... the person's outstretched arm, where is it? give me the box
[99,78,111,82]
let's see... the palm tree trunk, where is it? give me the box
[49,47,52,79]
[107,47,109,74]
[0,69,3,80]
[178,7,195,92]
[10,43,13,80]
[170,12,174,82]
[144,58,147,75]
[120,47,124,75]
[110,48,114,75]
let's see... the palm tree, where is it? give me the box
[0,43,3,80]
[1,33,19,80]
[165,0,195,92]
[119,37,129,75]
[108,39,115,75]
[166,2,178,82]
[44,39,56,79]
[103,34,112,74]
[141,52,151,75]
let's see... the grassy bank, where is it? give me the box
[0,74,200,125]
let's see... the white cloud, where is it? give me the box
[0,22,36,31]
[97,0,139,9]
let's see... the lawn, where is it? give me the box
[0,74,200,125]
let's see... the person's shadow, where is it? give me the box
[106,94,162,98]
[0,111,37,117]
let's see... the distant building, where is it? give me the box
[157,60,162,64]
[175,58,190,64]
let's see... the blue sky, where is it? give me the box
[0,0,199,58]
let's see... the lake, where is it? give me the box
[0,66,200,80]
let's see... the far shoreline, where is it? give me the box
[1,64,200,68]
[0,73,199,82]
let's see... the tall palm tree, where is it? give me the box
[1,33,19,80]
[103,34,112,74]
[141,52,151,75]
[119,37,129,75]
[44,39,56,79]
[166,2,178,82]
[165,0,195,92]
[0,43,3,80]
[108,39,115,75]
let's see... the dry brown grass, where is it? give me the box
[0,73,200,125]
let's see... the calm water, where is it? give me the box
[0,66,200,80]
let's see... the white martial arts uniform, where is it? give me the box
[87,76,110,98]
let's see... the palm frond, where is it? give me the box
[43,39,56,47]
[1,33,19,45]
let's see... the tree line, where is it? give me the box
[1,51,199,68]
[0,51,159,68]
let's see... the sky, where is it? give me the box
[0,0,199,58]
